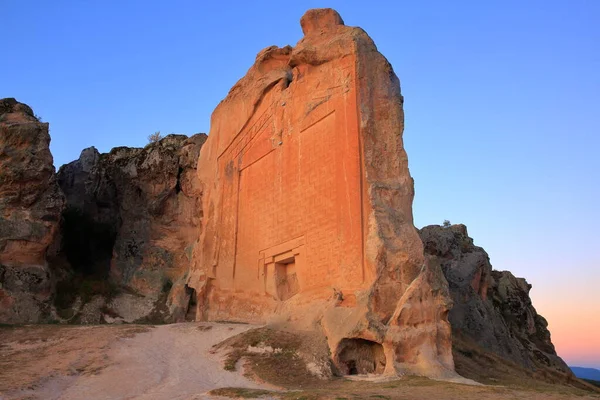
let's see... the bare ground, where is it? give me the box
[0,323,268,400]
[0,323,598,400]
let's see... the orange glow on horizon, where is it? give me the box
[533,289,600,367]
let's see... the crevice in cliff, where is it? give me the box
[184,284,197,321]
[175,167,183,194]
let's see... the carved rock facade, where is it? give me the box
[185,9,455,378]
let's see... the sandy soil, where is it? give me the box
[0,323,270,400]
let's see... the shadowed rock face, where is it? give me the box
[55,134,206,323]
[185,8,455,378]
[419,224,570,375]
[0,98,65,323]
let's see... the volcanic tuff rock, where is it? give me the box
[0,98,65,323]
[184,8,455,378]
[419,224,570,375]
[56,133,206,322]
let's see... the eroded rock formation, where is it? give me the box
[55,134,206,322]
[0,9,573,386]
[0,98,65,323]
[184,9,455,378]
[419,224,570,376]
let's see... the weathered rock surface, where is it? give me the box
[185,9,455,378]
[0,98,65,323]
[56,133,206,322]
[419,224,570,375]
[1,9,574,387]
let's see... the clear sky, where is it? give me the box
[3,1,599,369]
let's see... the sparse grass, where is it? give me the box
[224,348,244,371]
[215,328,303,371]
[210,376,600,400]
[452,334,599,395]
[214,327,330,389]
[209,387,276,398]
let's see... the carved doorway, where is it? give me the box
[275,256,299,301]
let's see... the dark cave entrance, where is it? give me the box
[185,285,197,321]
[60,206,118,277]
[337,338,386,375]
[53,206,120,315]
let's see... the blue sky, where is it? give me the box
[3,1,599,368]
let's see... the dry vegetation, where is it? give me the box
[209,376,600,400]
[452,334,598,393]
[212,327,332,389]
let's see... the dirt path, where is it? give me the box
[0,323,271,400]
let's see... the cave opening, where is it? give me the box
[53,205,120,315]
[60,206,118,277]
[336,338,386,375]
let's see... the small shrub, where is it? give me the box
[442,220,451,228]
[148,131,163,143]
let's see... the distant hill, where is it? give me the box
[571,366,600,380]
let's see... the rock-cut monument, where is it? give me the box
[183,8,455,378]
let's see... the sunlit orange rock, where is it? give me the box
[184,9,457,378]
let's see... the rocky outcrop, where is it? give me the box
[185,9,455,379]
[55,133,206,323]
[419,224,570,375]
[2,9,575,387]
[0,98,65,323]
